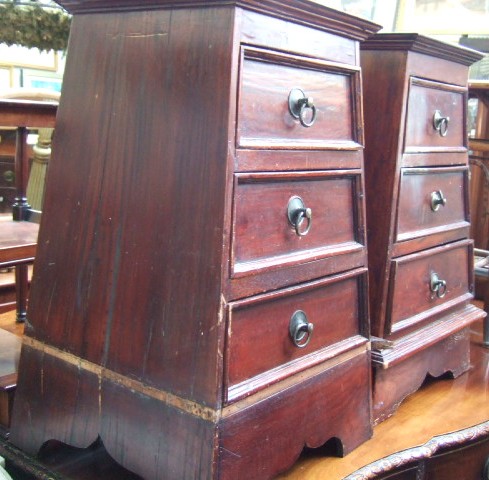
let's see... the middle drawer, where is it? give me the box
[395,166,469,243]
[231,170,364,278]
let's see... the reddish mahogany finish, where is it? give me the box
[9,2,380,479]
[361,33,486,423]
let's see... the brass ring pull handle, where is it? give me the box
[289,310,314,348]
[287,196,312,237]
[430,272,447,298]
[431,190,447,212]
[433,110,450,137]
[288,88,317,128]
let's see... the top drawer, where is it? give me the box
[404,77,467,155]
[237,46,362,151]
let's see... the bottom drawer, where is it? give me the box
[225,268,368,403]
[386,239,473,335]
[219,349,372,480]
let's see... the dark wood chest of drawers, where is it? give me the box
[361,33,486,423]
[9,2,380,479]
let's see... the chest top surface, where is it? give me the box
[54,0,380,41]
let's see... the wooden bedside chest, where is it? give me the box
[361,33,486,424]
[9,2,380,479]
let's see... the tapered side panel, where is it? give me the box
[25,7,236,407]
[361,50,408,337]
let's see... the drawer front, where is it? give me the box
[404,77,466,154]
[386,240,472,334]
[396,167,469,242]
[225,269,367,402]
[237,46,362,150]
[232,170,364,277]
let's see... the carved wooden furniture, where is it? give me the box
[361,34,486,424]
[9,2,380,479]
[0,99,57,323]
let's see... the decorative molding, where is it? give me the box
[345,421,489,480]
[54,0,381,42]
[361,33,484,67]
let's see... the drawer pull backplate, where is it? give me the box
[430,272,447,298]
[287,195,312,237]
[433,110,450,137]
[430,189,447,212]
[288,88,317,128]
[289,310,314,348]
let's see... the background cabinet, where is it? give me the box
[361,33,485,424]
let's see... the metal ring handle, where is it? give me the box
[430,272,447,298]
[294,207,312,236]
[289,310,314,348]
[298,98,317,128]
[431,190,447,212]
[288,88,317,128]
[433,110,450,137]
[287,196,312,237]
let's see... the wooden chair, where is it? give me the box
[0,94,58,322]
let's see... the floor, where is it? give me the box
[0,309,23,337]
